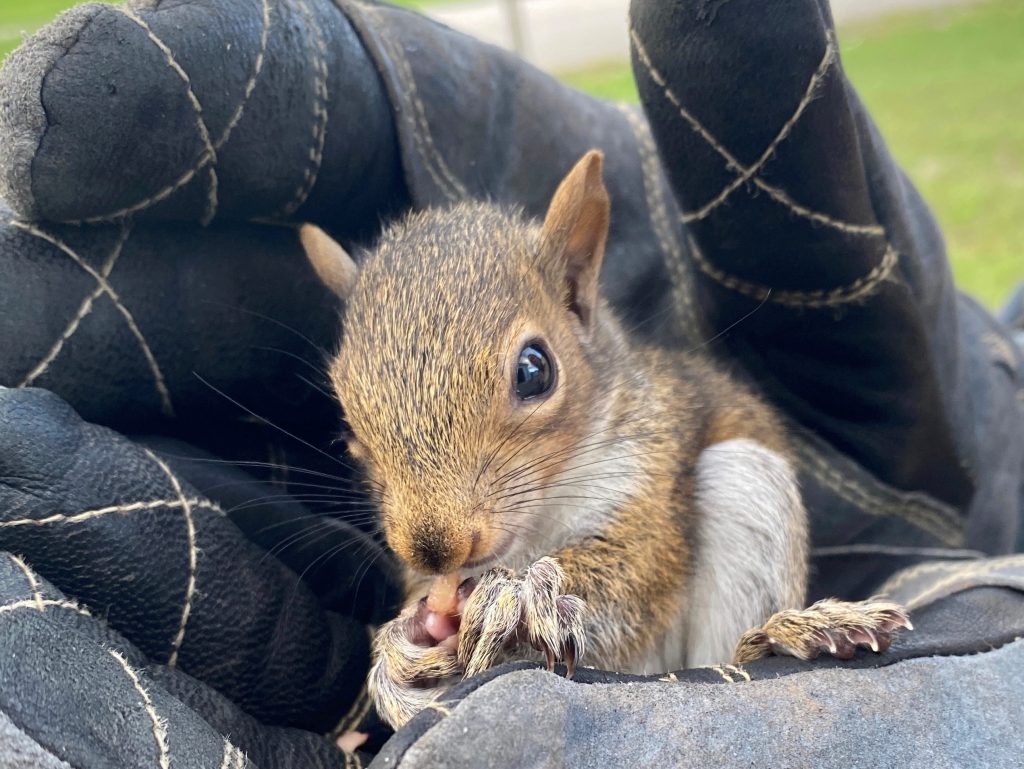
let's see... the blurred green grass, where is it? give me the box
[0,0,83,58]
[3,0,1021,306]
[563,0,1024,308]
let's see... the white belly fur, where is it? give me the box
[635,438,807,672]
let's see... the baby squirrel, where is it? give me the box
[300,151,911,729]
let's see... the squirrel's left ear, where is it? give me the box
[541,150,610,332]
[299,224,359,300]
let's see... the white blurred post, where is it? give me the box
[499,0,526,56]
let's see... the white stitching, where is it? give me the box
[423,701,452,717]
[630,26,883,237]
[359,1,467,201]
[615,102,701,340]
[113,6,219,225]
[689,236,899,308]
[330,681,373,738]
[683,32,837,223]
[389,42,468,200]
[629,27,744,175]
[812,544,985,559]
[792,436,964,545]
[75,0,272,224]
[709,664,735,682]
[628,26,898,307]
[144,449,199,669]
[214,0,272,151]
[0,498,222,528]
[20,288,101,384]
[876,558,966,596]
[7,554,44,609]
[0,597,92,617]
[726,664,751,682]
[901,554,1024,610]
[10,221,175,417]
[278,0,330,217]
[982,332,1019,371]
[76,158,212,225]
[750,180,884,236]
[107,649,171,769]
[18,222,133,388]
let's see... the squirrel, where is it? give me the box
[299,150,911,730]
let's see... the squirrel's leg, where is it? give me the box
[683,438,911,667]
[682,438,809,667]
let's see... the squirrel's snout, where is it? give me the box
[399,526,476,575]
[386,496,510,574]
[398,524,507,575]
[412,541,465,574]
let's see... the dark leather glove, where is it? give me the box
[628,0,1024,591]
[0,548,373,768]
[0,385,388,730]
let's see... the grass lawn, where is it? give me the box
[563,0,1024,308]
[0,0,84,58]
[2,1,1021,307]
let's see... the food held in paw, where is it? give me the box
[421,574,477,650]
[426,573,461,614]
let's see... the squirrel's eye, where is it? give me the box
[515,344,554,400]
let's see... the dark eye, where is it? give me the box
[515,343,554,400]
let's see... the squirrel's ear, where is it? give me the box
[541,150,610,331]
[299,224,359,300]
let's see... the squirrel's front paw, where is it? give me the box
[458,557,587,678]
[368,597,465,729]
[733,597,912,664]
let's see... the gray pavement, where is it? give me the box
[424,0,982,73]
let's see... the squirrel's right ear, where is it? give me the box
[299,224,359,300]
[541,150,610,333]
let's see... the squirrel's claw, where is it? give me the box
[458,557,587,680]
[458,568,522,678]
[553,593,586,678]
[732,597,911,665]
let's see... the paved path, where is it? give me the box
[425,0,981,73]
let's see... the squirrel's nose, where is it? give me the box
[414,543,456,574]
[406,529,475,575]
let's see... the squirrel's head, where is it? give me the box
[302,151,617,575]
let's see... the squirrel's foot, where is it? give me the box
[732,597,912,665]
[369,559,587,726]
[458,557,587,679]
[368,597,464,729]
